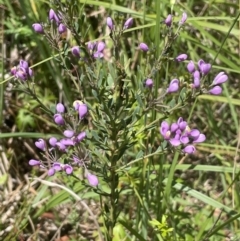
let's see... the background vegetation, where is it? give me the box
[0,0,240,240]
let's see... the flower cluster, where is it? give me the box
[11,60,33,81]
[28,101,98,186]
[160,117,206,154]
[32,9,67,35]
[187,59,228,95]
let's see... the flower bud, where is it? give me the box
[169,138,181,147]
[54,114,65,125]
[19,60,29,70]
[15,68,27,81]
[139,42,149,52]
[167,79,179,93]
[35,139,46,151]
[123,17,133,29]
[106,17,114,30]
[63,164,73,174]
[175,54,187,62]
[71,46,80,57]
[77,131,86,142]
[29,159,41,166]
[87,42,96,51]
[56,142,67,151]
[56,103,65,113]
[179,12,187,25]
[165,14,172,27]
[209,86,222,95]
[63,130,75,138]
[193,70,200,88]
[78,103,88,119]
[193,133,206,143]
[198,59,211,75]
[32,23,44,34]
[183,145,196,154]
[187,61,195,73]
[49,9,60,23]
[86,173,99,186]
[97,42,105,52]
[60,138,75,146]
[200,63,211,75]
[145,78,153,88]
[52,162,62,171]
[49,137,58,147]
[58,23,67,34]
[48,168,56,176]
[212,72,228,85]
[189,129,200,139]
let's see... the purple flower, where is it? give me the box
[78,103,88,119]
[56,103,65,113]
[183,145,196,154]
[15,68,28,81]
[58,23,67,34]
[176,54,187,62]
[187,61,195,73]
[60,138,75,146]
[193,133,206,143]
[92,42,105,59]
[32,23,44,34]
[160,121,170,138]
[71,46,80,57]
[169,138,181,147]
[63,164,73,174]
[139,43,149,52]
[77,131,86,142]
[93,52,104,58]
[48,168,56,176]
[123,17,133,29]
[209,86,222,95]
[212,72,228,85]
[170,123,178,133]
[179,12,187,25]
[49,9,60,23]
[145,78,153,88]
[86,173,99,186]
[49,137,58,147]
[20,60,29,69]
[167,79,179,93]
[73,100,82,110]
[52,162,62,171]
[180,135,190,144]
[106,17,114,30]
[54,114,65,125]
[11,60,33,80]
[189,129,200,139]
[35,139,46,151]
[198,59,211,75]
[11,67,17,75]
[87,42,96,51]
[97,42,105,52]
[56,142,67,151]
[193,70,201,88]
[63,130,75,138]
[177,117,187,130]
[165,14,172,27]
[29,159,41,166]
